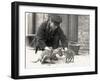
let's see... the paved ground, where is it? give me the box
[25,47,90,69]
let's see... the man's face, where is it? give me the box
[50,21,60,31]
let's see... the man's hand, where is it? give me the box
[45,47,52,51]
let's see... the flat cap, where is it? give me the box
[48,14,62,23]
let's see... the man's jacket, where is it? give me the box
[34,21,68,53]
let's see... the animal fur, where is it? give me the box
[32,49,53,64]
[32,48,62,64]
[63,49,75,63]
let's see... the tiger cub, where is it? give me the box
[63,49,75,63]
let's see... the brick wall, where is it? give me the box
[78,15,90,53]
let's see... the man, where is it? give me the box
[35,14,68,52]
[33,14,68,63]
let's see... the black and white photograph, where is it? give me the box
[11,1,97,79]
[25,13,90,68]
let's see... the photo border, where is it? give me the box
[11,1,98,79]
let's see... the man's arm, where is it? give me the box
[35,22,47,53]
[58,28,68,48]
